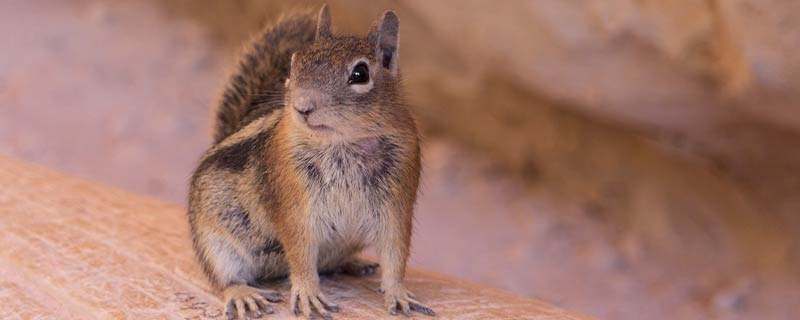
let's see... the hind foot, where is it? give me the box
[341,258,379,277]
[223,284,283,319]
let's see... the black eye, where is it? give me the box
[348,63,369,85]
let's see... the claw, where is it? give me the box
[235,298,246,319]
[410,302,436,316]
[225,299,236,320]
[400,301,411,317]
[252,294,275,314]
[292,293,301,315]
[317,294,340,313]
[259,290,283,303]
[325,304,341,313]
[385,287,436,318]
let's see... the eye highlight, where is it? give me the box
[348,62,369,85]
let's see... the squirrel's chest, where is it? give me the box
[297,143,399,242]
[295,139,400,198]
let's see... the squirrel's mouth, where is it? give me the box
[303,121,336,134]
[294,107,337,134]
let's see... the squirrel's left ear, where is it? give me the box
[369,11,399,76]
[316,3,331,40]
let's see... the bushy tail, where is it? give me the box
[212,12,316,144]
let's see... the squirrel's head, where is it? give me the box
[284,4,408,142]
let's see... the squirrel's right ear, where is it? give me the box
[315,3,331,40]
[369,11,400,76]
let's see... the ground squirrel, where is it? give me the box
[188,4,434,319]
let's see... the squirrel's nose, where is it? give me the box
[292,88,328,118]
[294,99,317,119]
[295,106,314,117]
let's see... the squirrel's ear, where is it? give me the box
[369,11,399,75]
[315,3,331,40]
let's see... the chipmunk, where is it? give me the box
[188,4,434,319]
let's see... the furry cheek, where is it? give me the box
[350,80,374,94]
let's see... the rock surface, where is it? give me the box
[0,156,586,320]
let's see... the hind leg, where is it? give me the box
[213,245,287,320]
[340,257,379,277]
[195,235,283,319]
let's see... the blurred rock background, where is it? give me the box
[1,1,799,319]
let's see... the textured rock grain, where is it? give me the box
[0,156,588,320]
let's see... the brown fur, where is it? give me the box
[188,4,433,319]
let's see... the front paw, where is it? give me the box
[384,286,436,317]
[290,283,340,319]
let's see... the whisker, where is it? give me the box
[250,97,286,107]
